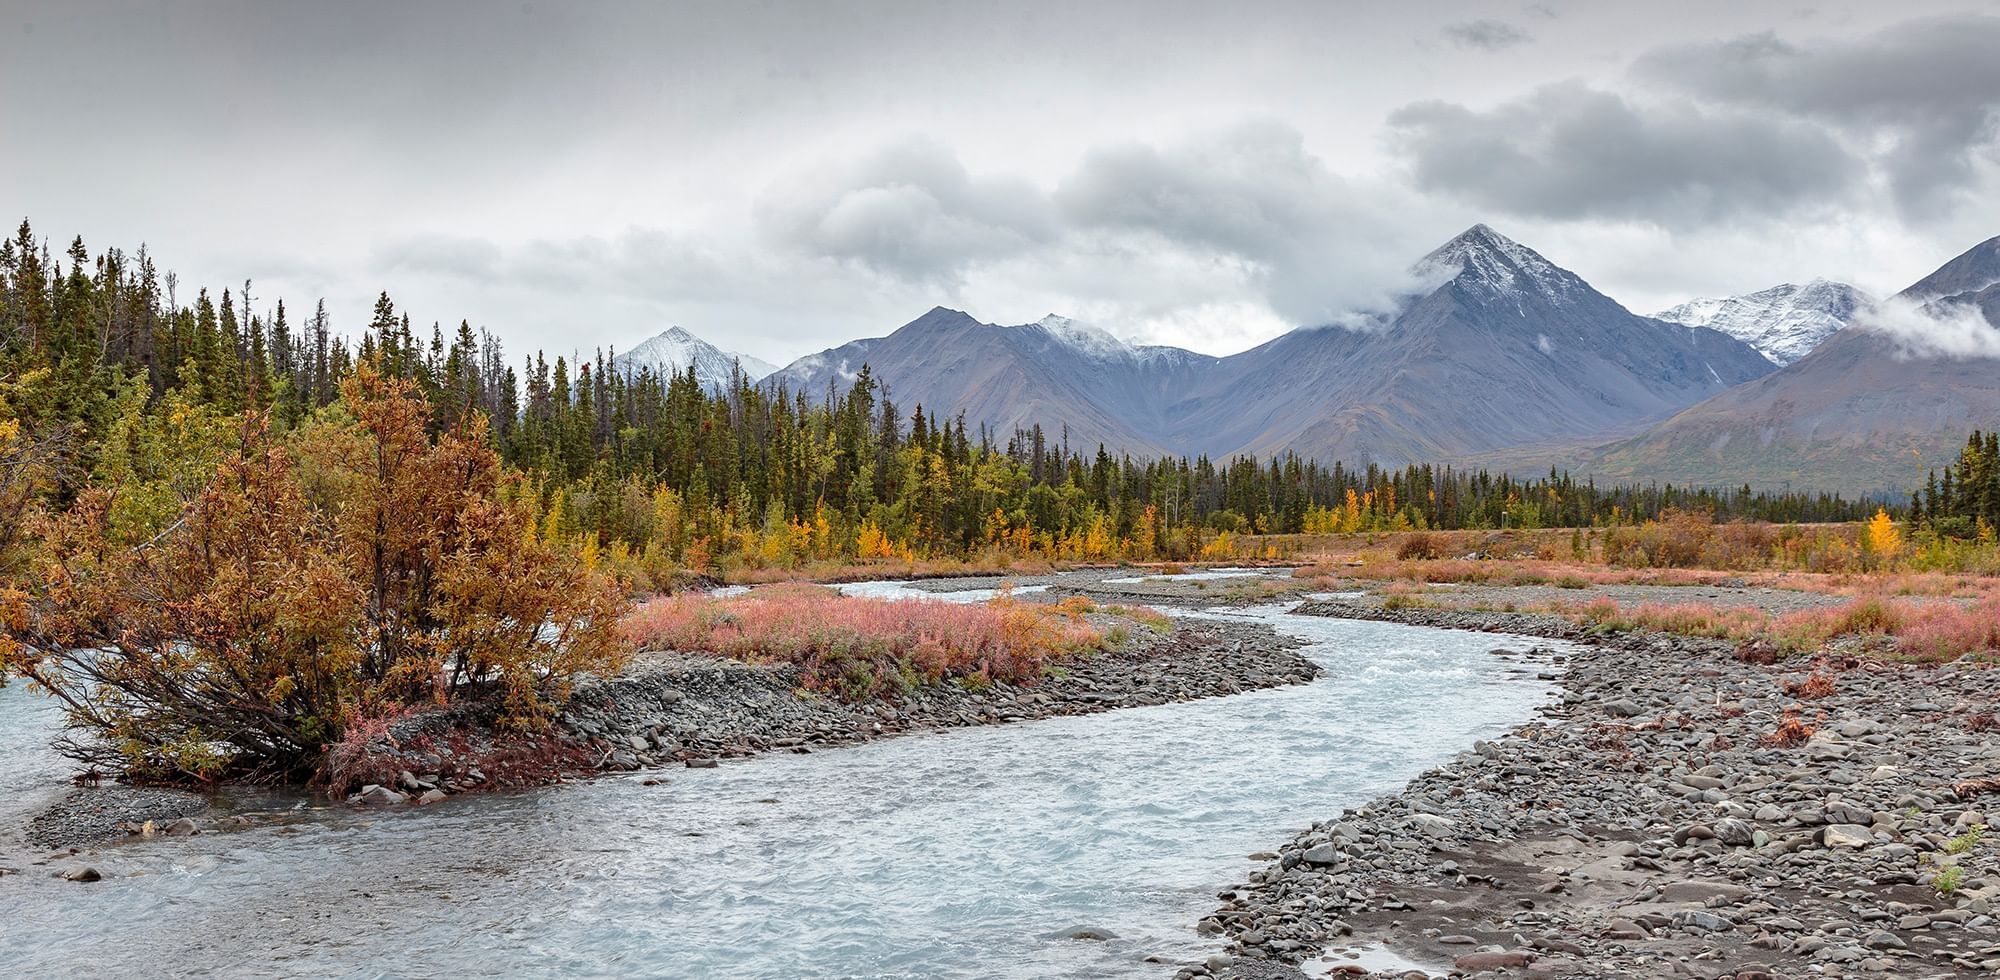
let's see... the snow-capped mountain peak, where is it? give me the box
[619,325,778,390]
[1652,279,1869,366]
[1419,223,1589,306]
[1017,313,1135,360]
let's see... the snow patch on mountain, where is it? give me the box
[1652,279,1868,366]
[1015,313,1133,360]
[1420,223,1589,308]
[620,326,778,389]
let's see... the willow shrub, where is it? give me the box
[4,364,627,784]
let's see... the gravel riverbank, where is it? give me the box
[328,608,1319,806]
[1202,595,2000,980]
[562,613,1317,770]
[23,787,210,850]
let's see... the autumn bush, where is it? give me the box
[620,584,1109,700]
[1395,531,1445,561]
[2,365,626,784]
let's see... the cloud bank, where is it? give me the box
[1857,295,2000,361]
[1389,14,2000,229]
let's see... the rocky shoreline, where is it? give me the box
[22,786,211,851]
[272,609,1320,805]
[1202,597,2000,980]
[564,613,1313,772]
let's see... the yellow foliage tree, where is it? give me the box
[1863,507,1901,568]
[1129,504,1159,560]
[856,520,897,559]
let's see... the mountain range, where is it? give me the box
[763,310,1213,454]
[621,226,2000,495]
[1575,235,2000,494]
[757,224,1775,465]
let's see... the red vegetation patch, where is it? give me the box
[1761,707,1815,748]
[1567,593,1998,664]
[620,584,1109,700]
[1783,670,1838,700]
[1897,597,2000,662]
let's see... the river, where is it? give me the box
[0,591,1566,979]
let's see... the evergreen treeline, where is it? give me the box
[0,220,1875,576]
[1917,431,2000,540]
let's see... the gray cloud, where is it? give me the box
[733,123,1447,334]
[753,137,1058,286]
[1441,19,1532,51]
[1058,122,1347,262]
[1634,15,2000,216]
[1856,295,2000,360]
[1054,121,1443,326]
[1387,81,1861,227]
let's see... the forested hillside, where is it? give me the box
[0,221,1872,584]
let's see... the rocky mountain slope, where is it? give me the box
[1156,225,1775,465]
[765,308,1215,454]
[1582,234,2000,495]
[1653,279,1869,366]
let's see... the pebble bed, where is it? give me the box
[1200,597,2000,980]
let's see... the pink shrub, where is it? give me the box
[1897,597,2000,662]
[620,584,1107,700]
[1622,602,1768,641]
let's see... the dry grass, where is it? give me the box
[1380,581,1435,611]
[1261,521,2000,602]
[1566,597,1771,644]
[1291,552,2000,603]
[619,584,1110,700]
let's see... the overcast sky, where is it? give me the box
[5,1,1997,362]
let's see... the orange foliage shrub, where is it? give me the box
[4,364,626,783]
[1396,531,1445,561]
[1602,509,1714,568]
